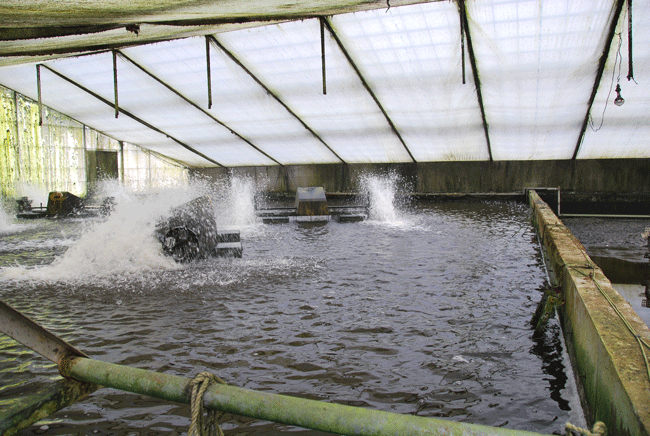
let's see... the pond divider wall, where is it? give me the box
[529,190,650,436]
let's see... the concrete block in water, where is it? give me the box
[216,242,243,258]
[294,215,330,222]
[295,187,328,216]
[262,217,290,224]
[333,214,366,223]
[218,229,240,242]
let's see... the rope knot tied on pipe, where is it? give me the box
[565,421,606,436]
[188,372,227,436]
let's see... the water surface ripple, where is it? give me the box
[0,201,578,435]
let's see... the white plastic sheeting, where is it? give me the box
[0,0,647,167]
[331,3,489,161]
[580,0,650,159]
[469,0,616,160]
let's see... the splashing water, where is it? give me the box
[0,203,33,235]
[0,207,15,234]
[1,181,225,282]
[16,183,49,210]
[359,173,406,224]
[215,176,260,231]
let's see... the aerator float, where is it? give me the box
[256,187,368,223]
[154,196,242,262]
[14,193,242,262]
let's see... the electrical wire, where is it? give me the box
[588,32,623,132]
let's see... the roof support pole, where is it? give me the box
[208,35,345,163]
[36,64,43,126]
[112,50,119,118]
[119,141,125,184]
[205,36,213,109]
[458,0,492,161]
[322,18,416,163]
[39,64,224,167]
[320,17,327,95]
[626,0,633,81]
[572,0,626,160]
[116,50,282,166]
[459,6,466,85]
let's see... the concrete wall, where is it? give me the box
[1,87,189,200]
[192,159,650,194]
[530,190,650,436]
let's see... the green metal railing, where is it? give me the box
[1,299,551,436]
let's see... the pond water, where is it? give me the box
[0,181,582,435]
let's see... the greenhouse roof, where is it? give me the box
[0,0,648,167]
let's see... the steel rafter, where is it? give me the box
[39,64,224,167]
[323,17,416,163]
[208,35,346,164]
[572,0,627,160]
[458,0,492,162]
[116,50,283,166]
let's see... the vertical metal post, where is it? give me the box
[82,124,87,195]
[36,64,43,126]
[14,90,20,147]
[119,141,125,184]
[13,91,22,184]
[627,0,634,81]
[459,6,466,84]
[206,36,213,109]
[112,50,119,118]
[320,17,327,95]
[147,150,151,188]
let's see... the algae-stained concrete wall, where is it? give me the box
[1,87,189,200]
[529,191,650,436]
[192,159,650,194]
[1,87,85,198]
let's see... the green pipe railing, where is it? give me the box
[64,356,549,436]
[1,299,556,436]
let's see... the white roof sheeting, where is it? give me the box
[0,0,648,167]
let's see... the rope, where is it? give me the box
[565,421,606,436]
[188,372,227,436]
[568,262,650,384]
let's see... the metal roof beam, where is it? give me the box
[572,0,626,160]
[322,17,416,163]
[458,0,493,162]
[208,35,346,164]
[39,64,224,167]
[116,49,283,166]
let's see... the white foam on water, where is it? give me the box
[0,181,225,282]
[0,204,34,235]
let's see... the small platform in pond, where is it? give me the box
[218,229,241,243]
[257,187,367,224]
[295,187,328,216]
[16,210,48,219]
[334,214,366,223]
[216,242,243,258]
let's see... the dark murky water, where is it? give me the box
[0,200,580,435]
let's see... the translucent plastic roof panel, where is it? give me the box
[122,38,338,165]
[2,0,648,167]
[468,0,615,160]
[579,4,650,159]
[0,62,213,167]
[217,19,414,163]
[332,2,489,161]
[46,52,271,167]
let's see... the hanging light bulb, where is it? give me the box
[614,83,625,106]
